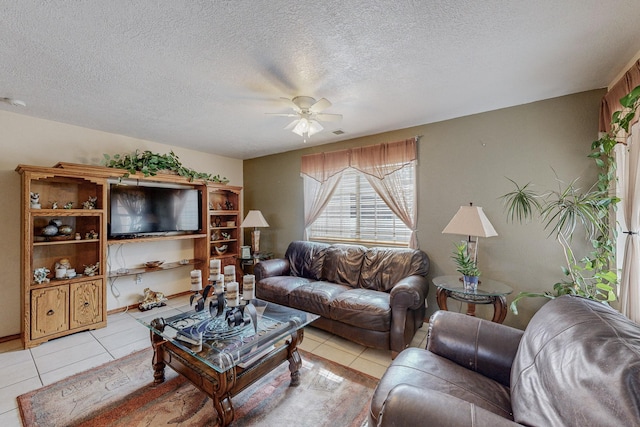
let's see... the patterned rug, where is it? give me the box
[18,346,376,427]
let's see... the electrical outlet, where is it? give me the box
[135,274,142,284]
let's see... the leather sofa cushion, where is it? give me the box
[511,296,640,426]
[255,276,313,306]
[321,244,367,287]
[289,281,351,317]
[359,247,429,292]
[285,240,329,280]
[370,348,513,424]
[329,288,391,332]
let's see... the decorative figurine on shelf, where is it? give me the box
[41,223,58,237]
[82,196,97,210]
[30,192,41,209]
[63,201,73,209]
[75,232,81,240]
[33,267,50,284]
[58,224,73,235]
[225,200,233,210]
[85,230,98,239]
[55,258,72,271]
[55,258,72,279]
[138,288,168,311]
[51,201,58,209]
[84,262,99,276]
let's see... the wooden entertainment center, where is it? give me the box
[16,162,241,348]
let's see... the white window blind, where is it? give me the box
[309,165,414,245]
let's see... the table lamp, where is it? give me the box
[240,210,270,254]
[442,203,498,263]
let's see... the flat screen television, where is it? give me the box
[109,184,202,238]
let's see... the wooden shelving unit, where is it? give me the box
[16,165,108,348]
[16,162,242,348]
[207,184,243,278]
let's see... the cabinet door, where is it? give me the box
[70,279,103,328]
[31,285,69,339]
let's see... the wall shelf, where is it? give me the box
[34,238,100,246]
[107,233,207,245]
[108,259,202,278]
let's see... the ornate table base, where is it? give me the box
[150,329,304,426]
[436,287,508,323]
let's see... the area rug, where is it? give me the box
[18,347,377,427]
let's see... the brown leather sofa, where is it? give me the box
[254,241,430,357]
[370,295,640,426]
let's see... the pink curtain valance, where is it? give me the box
[300,149,350,183]
[599,59,640,134]
[300,138,417,182]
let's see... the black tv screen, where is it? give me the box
[109,184,202,237]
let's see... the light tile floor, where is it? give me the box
[0,294,428,426]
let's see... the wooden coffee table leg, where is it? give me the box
[287,329,303,386]
[213,395,235,427]
[150,331,165,385]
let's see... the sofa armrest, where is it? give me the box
[254,258,290,281]
[377,384,520,427]
[427,310,523,387]
[388,276,429,355]
[389,275,428,310]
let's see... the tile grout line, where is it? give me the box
[27,347,45,389]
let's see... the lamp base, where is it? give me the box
[251,229,260,254]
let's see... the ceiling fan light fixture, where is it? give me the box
[308,120,323,136]
[268,95,341,143]
[292,118,310,136]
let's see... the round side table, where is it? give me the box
[432,275,513,323]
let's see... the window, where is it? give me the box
[309,164,414,245]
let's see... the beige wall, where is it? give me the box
[243,89,606,329]
[0,110,243,338]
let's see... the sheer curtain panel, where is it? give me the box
[617,123,640,322]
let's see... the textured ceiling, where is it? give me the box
[1,1,640,159]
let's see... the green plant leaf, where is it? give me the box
[500,178,542,223]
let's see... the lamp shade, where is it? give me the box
[240,210,270,228]
[442,205,498,237]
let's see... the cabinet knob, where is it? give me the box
[84,301,90,307]
[46,309,54,316]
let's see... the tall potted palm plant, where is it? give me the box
[501,85,640,313]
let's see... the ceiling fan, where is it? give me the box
[267,96,342,142]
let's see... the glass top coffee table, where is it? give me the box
[432,275,513,323]
[138,298,318,426]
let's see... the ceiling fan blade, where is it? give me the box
[284,119,300,130]
[309,97,331,113]
[280,97,302,113]
[315,113,342,122]
[265,113,299,117]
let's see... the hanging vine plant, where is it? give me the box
[103,150,228,183]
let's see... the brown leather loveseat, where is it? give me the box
[254,241,429,357]
[370,295,640,426]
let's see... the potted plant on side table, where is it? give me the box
[452,242,481,291]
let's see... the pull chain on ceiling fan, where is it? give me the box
[266,96,342,142]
